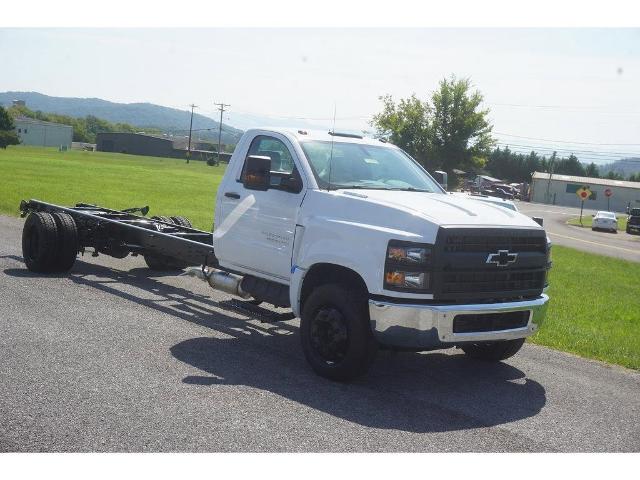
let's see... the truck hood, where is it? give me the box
[342,189,541,229]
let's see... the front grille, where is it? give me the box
[432,227,549,301]
[442,269,546,294]
[452,311,530,333]
[444,234,546,253]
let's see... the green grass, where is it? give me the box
[531,245,640,370]
[2,146,639,369]
[567,215,628,231]
[0,145,226,230]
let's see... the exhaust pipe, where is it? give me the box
[184,267,251,299]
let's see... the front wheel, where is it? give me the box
[300,284,377,381]
[461,338,525,362]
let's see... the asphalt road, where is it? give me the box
[1,214,639,452]
[516,201,640,262]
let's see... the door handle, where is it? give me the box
[224,192,241,199]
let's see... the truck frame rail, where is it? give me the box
[19,199,219,268]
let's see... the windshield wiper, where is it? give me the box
[331,185,393,190]
[389,187,432,192]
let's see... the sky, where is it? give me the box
[1,28,639,163]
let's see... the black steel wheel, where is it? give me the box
[22,212,59,273]
[309,307,349,364]
[300,284,377,381]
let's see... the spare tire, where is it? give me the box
[22,212,59,273]
[51,212,79,272]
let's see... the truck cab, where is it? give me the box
[213,128,550,380]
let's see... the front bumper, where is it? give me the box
[369,294,549,349]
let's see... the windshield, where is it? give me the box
[599,212,616,219]
[300,140,443,192]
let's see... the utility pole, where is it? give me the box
[214,102,230,165]
[546,153,556,204]
[186,104,198,164]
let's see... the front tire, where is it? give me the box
[300,284,377,381]
[461,338,525,362]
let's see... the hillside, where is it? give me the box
[0,91,243,145]
[598,158,640,177]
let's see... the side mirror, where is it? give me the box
[243,155,271,191]
[433,170,448,191]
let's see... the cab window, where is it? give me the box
[239,135,302,193]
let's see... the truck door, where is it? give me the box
[214,134,305,282]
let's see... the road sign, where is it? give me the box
[576,186,592,201]
[604,188,613,197]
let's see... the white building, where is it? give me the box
[530,171,640,213]
[14,117,73,148]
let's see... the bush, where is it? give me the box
[0,130,20,149]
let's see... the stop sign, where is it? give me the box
[605,188,613,197]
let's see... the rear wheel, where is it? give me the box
[300,284,377,381]
[461,338,525,362]
[22,212,59,273]
[51,212,78,272]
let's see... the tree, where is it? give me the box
[605,170,624,180]
[371,75,494,177]
[371,94,431,168]
[585,162,599,178]
[0,106,20,149]
[429,76,494,173]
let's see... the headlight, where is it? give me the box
[385,270,430,290]
[387,245,431,264]
[385,241,432,292]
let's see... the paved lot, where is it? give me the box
[516,201,640,263]
[1,215,639,452]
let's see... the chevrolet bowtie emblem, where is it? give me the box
[486,249,518,267]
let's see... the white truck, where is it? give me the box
[20,128,551,381]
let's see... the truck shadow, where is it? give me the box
[171,336,546,434]
[4,259,546,433]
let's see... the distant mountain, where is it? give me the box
[598,158,640,177]
[0,91,243,145]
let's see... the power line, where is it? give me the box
[495,142,640,157]
[494,131,640,146]
[489,103,640,115]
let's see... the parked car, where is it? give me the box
[592,211,618,233]
[482,187,514,200]
[449,192,518,211]
[627,208,640,235]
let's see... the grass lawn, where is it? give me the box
[2,146,639,369]
[567,215,628,231]
[531,245,640,370]
[0,146,226,230]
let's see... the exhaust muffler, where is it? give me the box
[184,267,251,299]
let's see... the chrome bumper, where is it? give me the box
[369,294,549,349]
